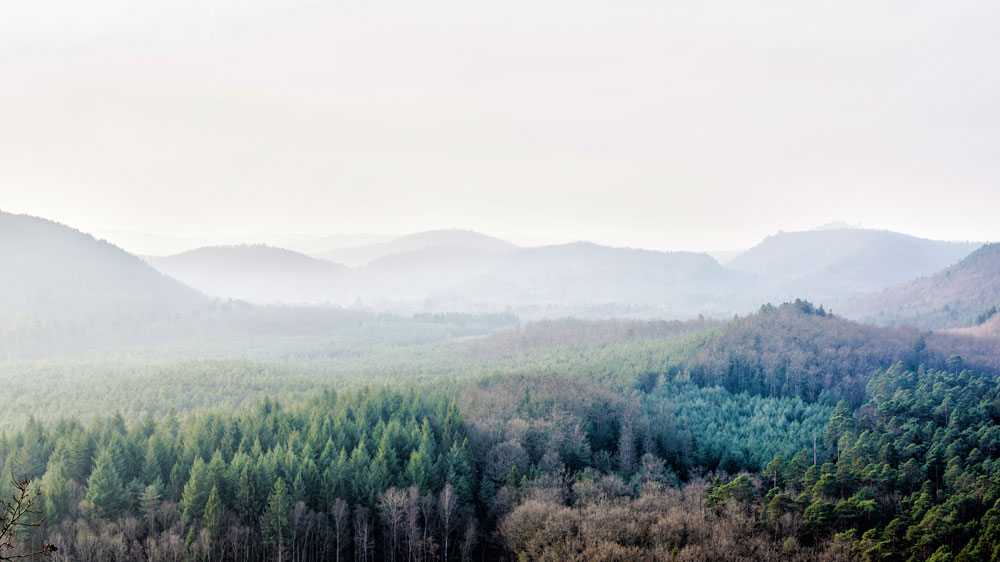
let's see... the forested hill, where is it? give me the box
[728,228,980,303]
[839,242,1000,329]
[463,301,1000,408]
[683,300,1000,404]
[148,245,350,304]
[0,211,208,356]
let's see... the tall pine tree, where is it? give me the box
[85,448,126,519]
[180,457,212,527]
[202,485,225,540]
[262,478,294,562]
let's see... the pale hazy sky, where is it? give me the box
[2,0,998,252]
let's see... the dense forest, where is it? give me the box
[0,299,998,560]
[3,363,999,560]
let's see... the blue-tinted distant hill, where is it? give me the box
[728,227,980,303]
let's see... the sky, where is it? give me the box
[2,0,999,254]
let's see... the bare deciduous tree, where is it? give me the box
[353,507,372,562]
[330,499,348,562]
[458,518,477,562]
[0,476,57,560]
[379,488,407,562]
[405,488,422,562]
[438,484,457,562]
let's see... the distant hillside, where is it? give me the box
[728,228,979,302]
[149,245,350,304]
[442,242,747,316]
[949,308,1000,337]
[0,211,208,356]
[354,245,511,301]
[839,243,1000,329]
[316,229,517,266]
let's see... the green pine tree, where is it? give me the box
[42,462,70,524]
[180,457,212,527]
[234,462,262,525]
[405,448,431,493]
[444,440,474,503]
[202,485,225,539]
[85,448,126,519]
[262,478,294,562]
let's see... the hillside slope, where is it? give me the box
[0,211,208,356]
[838,242,1000,328]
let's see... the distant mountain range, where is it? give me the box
[3,211,995,331]
[838,243,1000,329]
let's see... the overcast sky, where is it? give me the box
[2,0,998,253]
